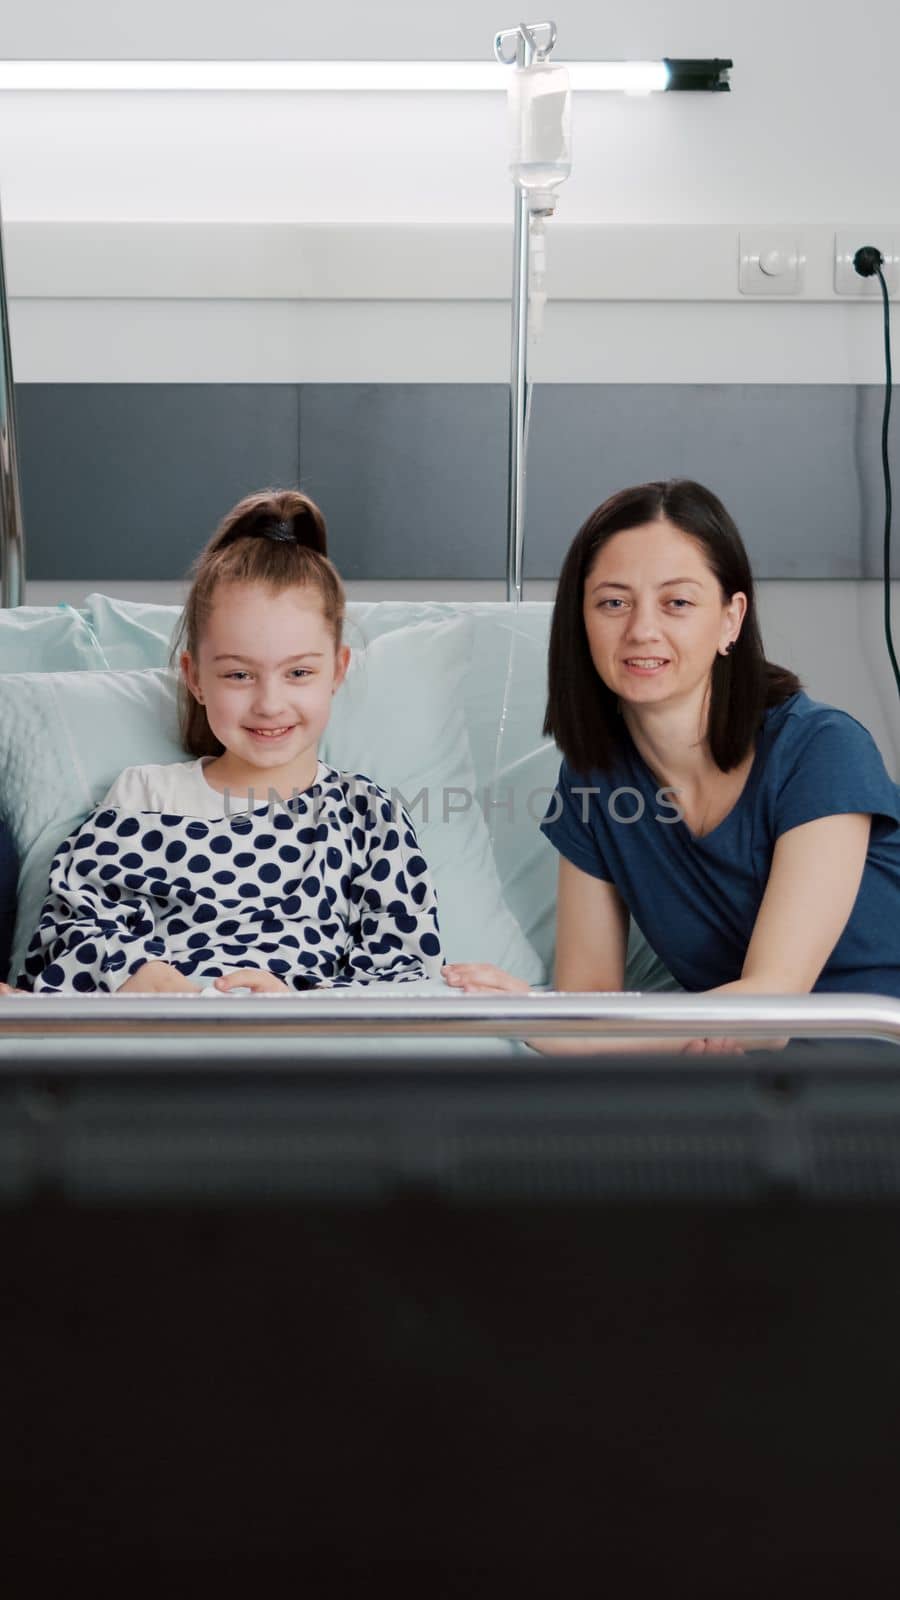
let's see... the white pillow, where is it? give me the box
[0,617,543,987]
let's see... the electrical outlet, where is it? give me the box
[834,230,900,295]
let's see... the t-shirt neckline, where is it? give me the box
[621,722,767,846]
[197,756,326,810]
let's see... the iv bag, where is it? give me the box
[507,61,572,209]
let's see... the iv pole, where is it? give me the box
[494,20,559,607]
[0,187,25,608]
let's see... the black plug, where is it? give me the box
[854,245,884,278]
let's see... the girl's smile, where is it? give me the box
[181,580,349,794]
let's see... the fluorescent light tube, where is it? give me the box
[0,59,729,94]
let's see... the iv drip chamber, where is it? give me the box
[507,60,572,212]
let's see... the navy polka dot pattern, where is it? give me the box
[19,762,442,995]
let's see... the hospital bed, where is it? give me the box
[1,591,899,1057]
[4,222,900,1600]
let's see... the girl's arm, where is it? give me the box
[335,799,442,986]
[18,814,181,994]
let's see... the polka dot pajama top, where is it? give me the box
[19,758,443,994]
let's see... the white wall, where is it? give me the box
[1,0,898,383]
[2,0,896,226]
[5,0,900,767]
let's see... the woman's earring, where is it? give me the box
[723,641,735,656]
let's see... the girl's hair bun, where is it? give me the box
[218,493,329,558]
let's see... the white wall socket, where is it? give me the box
[834,230,900,295]
[739,230,804,295]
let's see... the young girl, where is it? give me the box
[10,489,443,996]
[444,478,900,1051]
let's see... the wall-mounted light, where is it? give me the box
[0,60,731,94]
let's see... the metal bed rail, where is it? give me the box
[0,991,898,1044]
[0,187,25,608]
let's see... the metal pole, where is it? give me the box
[1,992,899,1046]
[506,35,534,606]
[496,21,558,606]
[0,187,25,608]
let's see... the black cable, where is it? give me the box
[854,246,900,704]
[876,266,900,702]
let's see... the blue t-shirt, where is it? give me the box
[540,692,900,999]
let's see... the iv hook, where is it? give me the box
[494,21,558,67]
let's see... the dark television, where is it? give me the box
[2,1045,900,1591]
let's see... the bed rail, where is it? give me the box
[0,187,25,608]
[0,991,898,1047]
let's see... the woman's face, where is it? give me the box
[582,517,746,713]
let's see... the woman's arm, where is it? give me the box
[554,855,629,992]
[443,855,626,996]
[705,812,871,1045]
[445,858,739,1055]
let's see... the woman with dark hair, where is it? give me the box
[444,479,900,1052]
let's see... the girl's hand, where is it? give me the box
[0,983,29,997]
[442,964,531,995]
[118,961,202,995]
[213,969,291,994]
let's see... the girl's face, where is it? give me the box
[582,518,746,715]
[181,581,349,784]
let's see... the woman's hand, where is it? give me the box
[442,963,531,995]
[118,961,202,996]
[679,1036,745,1055]
[0,983,29,996]
[213,969,292,995]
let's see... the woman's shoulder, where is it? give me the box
[758,691,898,810]
[556,738,635,798]
[762,690,886,758]
[99,759,200,812]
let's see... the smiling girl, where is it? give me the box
[444,479,900,1050]
[13,489,442,996]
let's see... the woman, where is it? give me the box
[443,479,900,1052]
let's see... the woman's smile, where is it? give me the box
[621,656,670,676]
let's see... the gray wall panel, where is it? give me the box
[14,383,899,581]
[524,386,898,582]
[298,384,507,581]
[16,383,300,580]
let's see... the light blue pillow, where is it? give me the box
[79,592,677,992]
[0,619,543,988]
[0,669,184,984]
[0,604,107,672]
[320,616,543,981]
[82,592,180,670]
[341,601,680,993]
